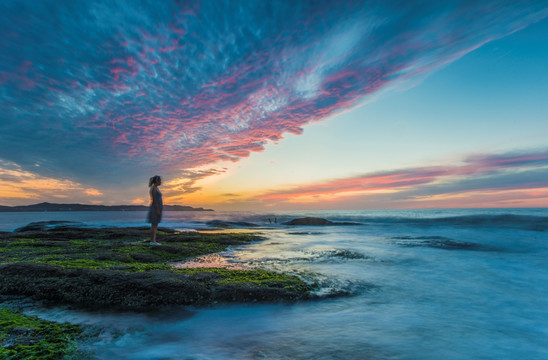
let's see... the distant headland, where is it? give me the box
[0,202,213,212]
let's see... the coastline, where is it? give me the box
[0,224,313,310]
[1,209,546,359]
[0,202,214,212]
[0,223,313,359]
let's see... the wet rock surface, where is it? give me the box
[283,217,362,226]
[206,220,261,228]
[14,220,85,232]
[391,236,497,251]
[0,225,313,311]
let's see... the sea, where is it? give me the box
[1,208,548,360]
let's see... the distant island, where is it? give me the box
[0,202,213,212]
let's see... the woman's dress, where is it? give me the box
[147,187,163,224]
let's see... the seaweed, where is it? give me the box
[0,226,313,310]
[0,307,89,360]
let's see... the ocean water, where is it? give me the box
[2,208,548,359]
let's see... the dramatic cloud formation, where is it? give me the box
[254,149,548,208]
[1,0,547,194]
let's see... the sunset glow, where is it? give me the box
[1,1,548,209]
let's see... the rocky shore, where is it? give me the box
[0,223,316,358]
[0,306,89,359]
[0,224,313,311]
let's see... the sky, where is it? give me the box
[1,0,548,210]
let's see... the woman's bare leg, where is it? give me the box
[151,223,158,243]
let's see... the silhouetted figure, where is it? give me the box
[147,175,163,245]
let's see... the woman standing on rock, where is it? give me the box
[147,175,163,246]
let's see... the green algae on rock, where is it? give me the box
[0,307,88,360]
[0,226,313,310]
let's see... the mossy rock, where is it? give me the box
[0,227,314,310]
[0,263,311,310]
[0,306,89,360]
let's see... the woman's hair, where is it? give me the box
[149,175,161,187]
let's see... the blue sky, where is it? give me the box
[201,15,548,209]
[1,1,547,209]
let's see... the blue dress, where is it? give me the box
[147,187,163,224]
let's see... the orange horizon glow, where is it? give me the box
[2,149,548,210]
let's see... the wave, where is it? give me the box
[391,236,498,251]
[361,214,548,231]
[3,209,547,232]
[201,212,548,231]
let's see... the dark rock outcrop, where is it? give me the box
[14,221,84,232]
[0,263,310,311]
[0,226,312,310]
[283,217,362,226]
[206,220,260,228]
[391,236,497,251]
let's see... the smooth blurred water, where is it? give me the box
[3,209,548,359]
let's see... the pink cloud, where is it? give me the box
[257,150,548,202]
[1,1,547,189]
